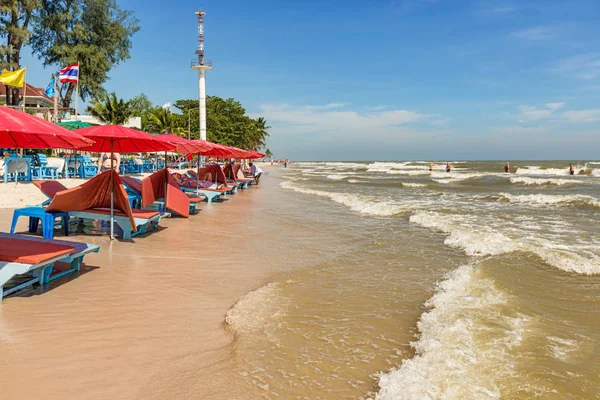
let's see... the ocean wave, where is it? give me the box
[509,177,584,186]
[225,282,287,333]
[515,166,587,176]
[348,179,369,184]
[499,193,600,208]
[410,212,516,256]
[326,174,357,180]
[387,170,431,176]
[410,211,600,274]
[375,264,529,399]
[280,181,406,216]
[402,182,427,188]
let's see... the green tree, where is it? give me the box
[30,0,139,108]
[146,107,179,134]
[129,93,155,131]
[264,148,273,159]
[251,117,270,150]
[129,93,152,117]
[87,91,132,125]
[173,99,199,139]
[0,0,39,105]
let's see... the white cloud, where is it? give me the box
[545,102,566,110]
[512,26,556,41]
[553,53,600,80]
[563,109,600,123]
[517,105,555,122]
[512,102,600,125]
[305,103,347,110]
[490,125,546,134]
[431,118,452,126]
[252,103,433,135]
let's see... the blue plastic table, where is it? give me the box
[3,156,32,183]
[10,207,69,239]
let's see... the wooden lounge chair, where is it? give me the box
[0,233,101,301]
[34,171,168,240]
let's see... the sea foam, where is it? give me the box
[375,264,529,399]
[499,193,600,208]
[225,282,286,333]
[410,211,600,274]
[509,177,583,186]
[280,181,405,216]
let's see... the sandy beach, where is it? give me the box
[0,164,281,400]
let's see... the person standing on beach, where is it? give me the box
[445,162,451,173]
[249,162,263,184]
[504,162,510,173]
[98,152,121,174]
[569,163,575,175]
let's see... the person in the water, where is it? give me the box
[569,163,575,175]
[429,162,434,172]
[504,162,510,173]
[445,162,451,173]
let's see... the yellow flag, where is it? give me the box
[0,68,26,88]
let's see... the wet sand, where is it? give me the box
[0,168,282,400]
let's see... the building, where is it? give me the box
[1,83,54,108]
[61,114,142,129]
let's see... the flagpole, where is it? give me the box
[75,73,79,118]
[53,74,58,123]
[22,66,27,112]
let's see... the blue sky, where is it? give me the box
[22,0,600,160]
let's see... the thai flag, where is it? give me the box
[58,64,79,83]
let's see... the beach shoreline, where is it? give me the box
[0,163,284,400]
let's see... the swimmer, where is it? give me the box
[569,163,575,176]
[504,162,510,173]
[445,162,451,173]
[429,162,434,172]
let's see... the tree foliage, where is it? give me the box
[0,0,39,105]
[126,93,271,149]
[30,0,139,107]
[145,107,176,134]
[87,91,132,125]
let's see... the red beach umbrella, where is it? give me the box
[189,141,232,158]
[245,150,265,159]
[77,125,173,153]
[76,124,175,240]
[0,106,94,149]
[153,133,212,155]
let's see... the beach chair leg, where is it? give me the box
[0,285,3,302]
[29,217,39,234]
[10,213,20,234]
[121,225,133,240]
[72,256,82,272]
[33,265,48,285]
[63,216,69,236]
[42,214,54,239]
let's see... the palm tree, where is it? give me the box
[146,107,177,134]
[87,92,133,125]
[264,148,273,159]
[251,117,270,149]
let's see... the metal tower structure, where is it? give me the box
[191,9,212,141]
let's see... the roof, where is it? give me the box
[1,83,54,102]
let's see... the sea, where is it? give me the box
[225,160,600,399]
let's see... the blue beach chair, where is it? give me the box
[0,233,101,301]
